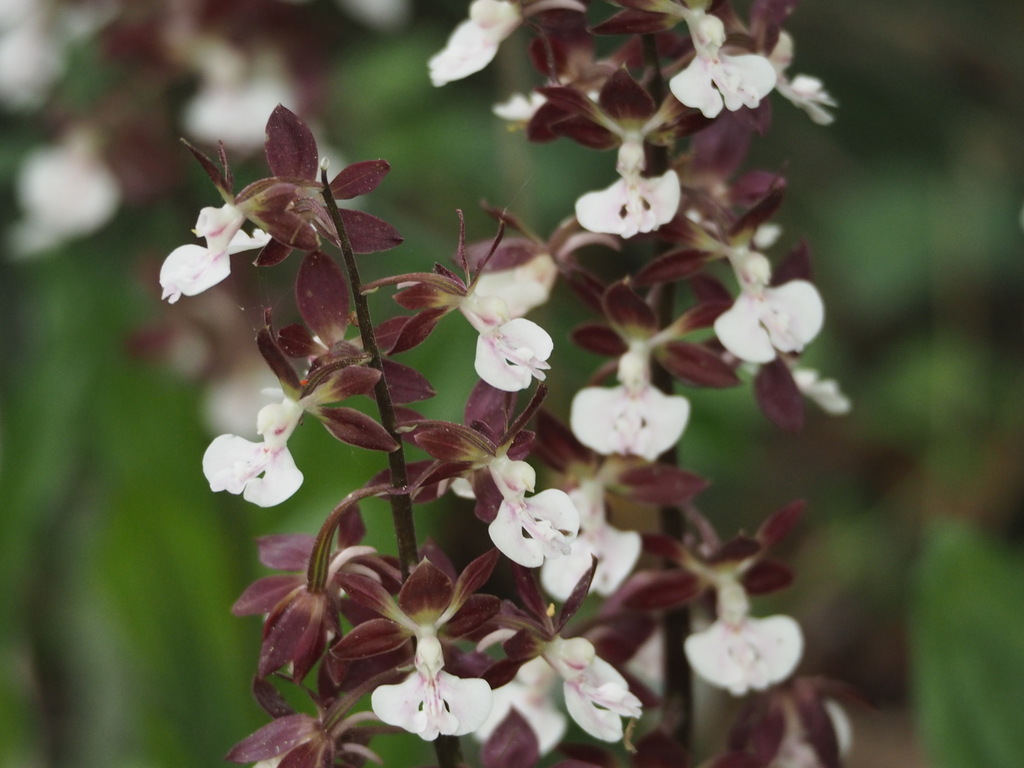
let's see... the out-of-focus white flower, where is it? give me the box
[428,0,522,86]
[10,131,121,256]
[714,280,824,364]
[669,9,776,119]
[336,0,410,31]
[183,43,295,152]
[769,32,837,126]
[474,657,565,754]
[0,11,61,109]
[570,383,690,461]
[493,91,547,123]
[472,252,557,318]
[792,368,851,415]
[575,170,681,238]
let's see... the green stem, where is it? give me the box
[319,169,418,579]
[643,33,693,751]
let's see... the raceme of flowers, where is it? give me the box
[147,1,856,765]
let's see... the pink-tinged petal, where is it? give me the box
[714,294,775,363]
[475,318,553,392]
[684,614,803,696]
[715,53,777,112]
[160,244,229,303]
[563,658,642,742]
[792,368,851,415]
[488,489,579,568]
[669,58,723,118]
[428,0,521,86]
[372,669,492,741]
[204,435,265,495]
[243,448,303,507]
[575,171,680,238]
[763,280,824,353]
[194,204,244,253]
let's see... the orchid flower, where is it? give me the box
[769,32,837,126]
[428,0,522,86]
[461,293,553,392]
[474,656,566,754]
[684,580,803,696]
[543,636,642,742]
[202,395,304,507]
[160,203,270,303]
[669,8,776,119]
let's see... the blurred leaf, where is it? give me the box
[912,523,1024,768]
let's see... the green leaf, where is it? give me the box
[912,523,1024,768]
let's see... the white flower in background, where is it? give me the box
[769,32,837,126]
[10,131,121,257]
[471,252,557,318]
[541,478,641,600]
[714,249,824,364]
[669,8,776,118]
[474,657,566,754]
[183,43,295,152]
[576,141,680,238]
[372,632,492,740]
[684,580,803,696]
[461,294,553,392]
[792,368,851,415]
[203,396,304,507]
[159,204,270,303]
[543,636,642,742]
[0,9,61,109]
[429,0,522,86]
[336,0,410,30]
[487,456,579,568]
[570,345,690,461]
[493,91,547,124]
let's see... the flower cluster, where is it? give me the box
[152,2,855,767]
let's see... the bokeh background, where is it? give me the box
[1,1,1022,767]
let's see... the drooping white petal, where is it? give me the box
[542,523,641,601]
[715,53,778,112]
[685,614,803,696]
[575,170,680,238]
[792,368,851,415]
[570,385,689,461]
[492,91,547,124]
[762,280,824,353]
[562,657,642,742]
[475,317,553,392]
[472,253,557,318]
[669,57,724,118]
[428,0,521,86]
[159,228,270,303]
[714,293,776,363]
[242,448,303,507]
[202,435,303,508]
[474,657,565,754]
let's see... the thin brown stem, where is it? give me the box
[320,169,418,578]
[307,483,392,591]
[643,33,694,751]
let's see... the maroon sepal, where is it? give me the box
[384,308,448,354]
[483,657,529,689]
[603,280,658,337]
[754,358,805,432]
[619,569,702,611]
[277,324,322,358]
[296,251,350,345]
[556,743,617,768]
[670,300,733,334]
[534,410,594,474]
[633,247,708,286]
[336,573,397,617]
[258,324,302,394]
[742,560,794,595]
[381,358,435,404]
[640,532,687,562]
[337,207,403,254]
[633,727,690,768]
[329,158,390,199]
[466,379,517,437]
[254,237,293,267]
[397,558,454,621]
[317,407,398,451]
[452,548,501,606]
[591,8,680,35]
[482,709,540,768]
[238,179,322,251]
[330,617,409,659]
[690,111,753,182]
[259,588,334,680]
[511,564,553,631]
[555,557,598,631]
[690,273,734,304]
[772,238,813,285]
[445,594,503,638]
[181,138,232,199]
[599,68,658,124]
[413,421,496,464]
[257,533,314,570]
[658,341,740,388]
[233,575,303,617]
[303,364,380,404]
[757,500,805,548]
[265,105,319,180]
[252,675,295,718]
[708,536,761,565]
[614,462,708,506]
[225,712,322,763]
[571,323,629,357]
[730,187,784,243]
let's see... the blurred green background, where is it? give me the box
[1,1,1022,767]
